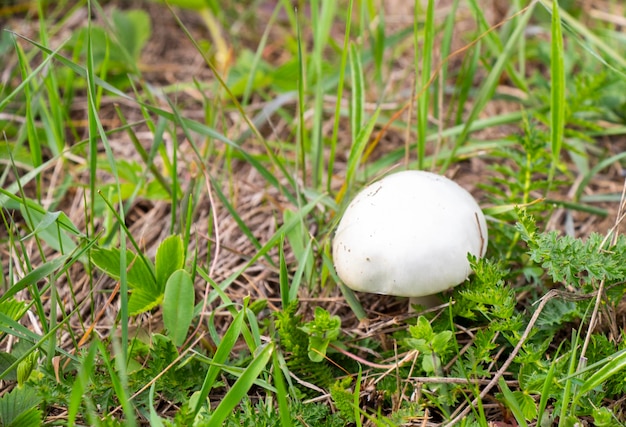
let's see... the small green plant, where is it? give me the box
[66,8,151,86]
[518,211,626,295]
[407,316,453,375]
[91,235,195,345]
[329,377,357,424]
[299,306,342,363]
[274,302,335,390]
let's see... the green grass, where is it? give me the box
[2,0,626,426]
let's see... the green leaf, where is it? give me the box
[421,353,440,374]
[193,308,245,417]
[112,9,151,61]
[279,236,289,308]
[272,350,291,427]
[345,107,380,191]
[0,386,42,427]
[67,343,97,425]
[208,343,274,426]
[431,331,453,355]
[128,288,163,316]
[155,235,184,292]
[498,377,531,427]
[0,299,27,322]
[300,307,341,363]
[349,43,364,144]
[7,407,42,427]
[91,246,155,291]
[148,383,166,427]
[0,254,69,304]
[20,207,77,254]
[283,209,314,289]
[307,336,331,363]
[548,0,565,187]
[17,350,38,387]
[162,269,195,347]
[409,316,434,341]
[574,349,626,404]
[0,353,18,381]
[407,316,435,354]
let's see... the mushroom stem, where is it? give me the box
[408,295,442,312]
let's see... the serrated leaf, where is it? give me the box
[162,269,194,347]
[515,391,538,421]
[155,235,184,293]
[128,288,163,316]
[0,352,18,381]
[0,299,27,321]
[431,331,453,354]
[409,316,434,341]
[91,246,156,291]
[0,386,41,427]
[6,406,42,427]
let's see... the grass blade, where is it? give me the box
[349,43,364,145]
[344,107,381,198]
[193,308,245,416]
[441,2,536,171]
[272,350,291,427]
[574,349,626,406]
[208,343,274,425]
[296,10,307,186]
[328,0,354,191]
[67,343,97,426]
[416,0,435,170]
[101,340,136,427]
[548,0,565,189]
[558,332,580,426]
[279,236,290,308]
[498,377,529,427]
[85,0,129,359]
[538,342,562,422]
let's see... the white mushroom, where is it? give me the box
[333,170,487,309]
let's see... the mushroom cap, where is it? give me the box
[332,170,487,297]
